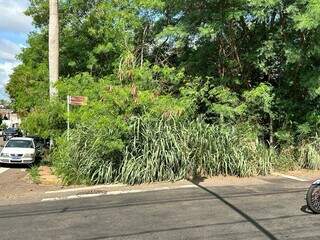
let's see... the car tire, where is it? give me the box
[307,184,320,214]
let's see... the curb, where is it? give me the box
[42,184,197,202]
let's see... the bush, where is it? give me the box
[46,74,319,186]
[52,120,126,185]
[51,115,320,185]
[50,74,193,185]
[21,100,67,139]
[52,116,277,185]
[120,118,274,184]
[271,146,298,172]
[299,138,320,170]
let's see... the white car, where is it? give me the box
[0,137,36,165]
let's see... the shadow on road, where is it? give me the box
[300,205,314,214]
[0,182,312,240]
[79,183,309,240]
[0,188,308,220]
[0,163,29,169]
[191,180,279,240]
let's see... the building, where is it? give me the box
[0,109,21,128]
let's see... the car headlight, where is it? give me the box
[24,153,34,158]
[1,153,9,157]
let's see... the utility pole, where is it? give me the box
[49,0,59,148]
[49,0,59,98]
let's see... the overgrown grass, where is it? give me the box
[52,118,279,185]
[298,138,320,170]
[51,122,125,185]
[120,118,274,184]
[51,117,320,185]
[27,165,40,184]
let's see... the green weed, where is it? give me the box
[28,166,40,184]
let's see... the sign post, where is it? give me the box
[67,95,70,140]
[66,96,88,140]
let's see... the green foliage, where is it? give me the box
[52,122,126,185]
[121,118,274,185]
[6,0,320,185]
[294,0,320,30]
[243,83,274,125]
[54,115,318,185]
[209,86,245,122]
[6,31,49,113]
[53,117,277,185]
[299,138,320,170]
[27,166,41,184]
[21,100,66,139]
[50,74,192,184]
[157,0,320,143]
[7,63,48,113]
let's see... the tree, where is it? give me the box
[6,0,320,144]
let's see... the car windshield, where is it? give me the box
[5,128,16,133]
[6,140,33,148]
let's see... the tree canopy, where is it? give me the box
[6,0,320,144]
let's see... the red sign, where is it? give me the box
[68,96,88,106]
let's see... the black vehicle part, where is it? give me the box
[307,182,320,214]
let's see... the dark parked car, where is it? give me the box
[29,136,49,147]
[3,128,22,141]
[27,136,50,159]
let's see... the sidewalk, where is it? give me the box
[0,166,318,206]
[0,167,61,206]
[39,174,300,203]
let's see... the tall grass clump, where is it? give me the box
[299,137,320,170]
[52,122,125,185]
[52,116,299,186]
[120,117,274,184]
[120,118,193,184]
[270,146,298,172]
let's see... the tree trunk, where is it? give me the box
[49,0,59,98]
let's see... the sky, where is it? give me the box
[0,0,33,99]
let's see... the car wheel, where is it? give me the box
[307,184,320,214]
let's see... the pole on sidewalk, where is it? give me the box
[49,0,59,149]
[49,0,59,98]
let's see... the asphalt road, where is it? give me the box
[0,177,318,240]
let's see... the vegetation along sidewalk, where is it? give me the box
[5,1,320,186]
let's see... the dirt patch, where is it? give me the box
[38,166,62,186]
[0,168,61,206]
[280,169,320,181]
[194,175,271,186]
